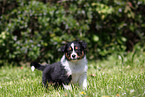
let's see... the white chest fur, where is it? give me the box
[61,55,88,84]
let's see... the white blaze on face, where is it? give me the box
[71,43,77,59]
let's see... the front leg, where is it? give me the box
[61,75,72,90]
[79,72,87,90]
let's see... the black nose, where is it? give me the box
[72,54,76,58]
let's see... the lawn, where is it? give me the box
[0,52,145,97]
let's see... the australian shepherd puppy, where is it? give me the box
[31,41,87,90]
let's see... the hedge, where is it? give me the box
[0,0,145,65]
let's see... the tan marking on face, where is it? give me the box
[75,46,78,49]
[77,51,84,59]
[69,47,72,50]
[65,53,71,60]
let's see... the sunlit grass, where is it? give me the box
[0,51,145,97]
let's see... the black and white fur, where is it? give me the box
[31,41,87,90]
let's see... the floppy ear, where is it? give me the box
[79,41,87,49]
[60,45,66,52]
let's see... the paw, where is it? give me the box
[82,83,87,90]
[62,84,72,91]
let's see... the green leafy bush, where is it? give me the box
[0,0,145,65]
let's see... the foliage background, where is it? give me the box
[0,0,145,65]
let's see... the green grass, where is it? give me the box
[0,52,145,97]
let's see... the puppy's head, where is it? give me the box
[61,41,87,61]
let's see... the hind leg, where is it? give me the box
[42,76,49,88]
[42,65,52,88]
[42,71,52,88]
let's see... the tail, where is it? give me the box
[30,62,46,71]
